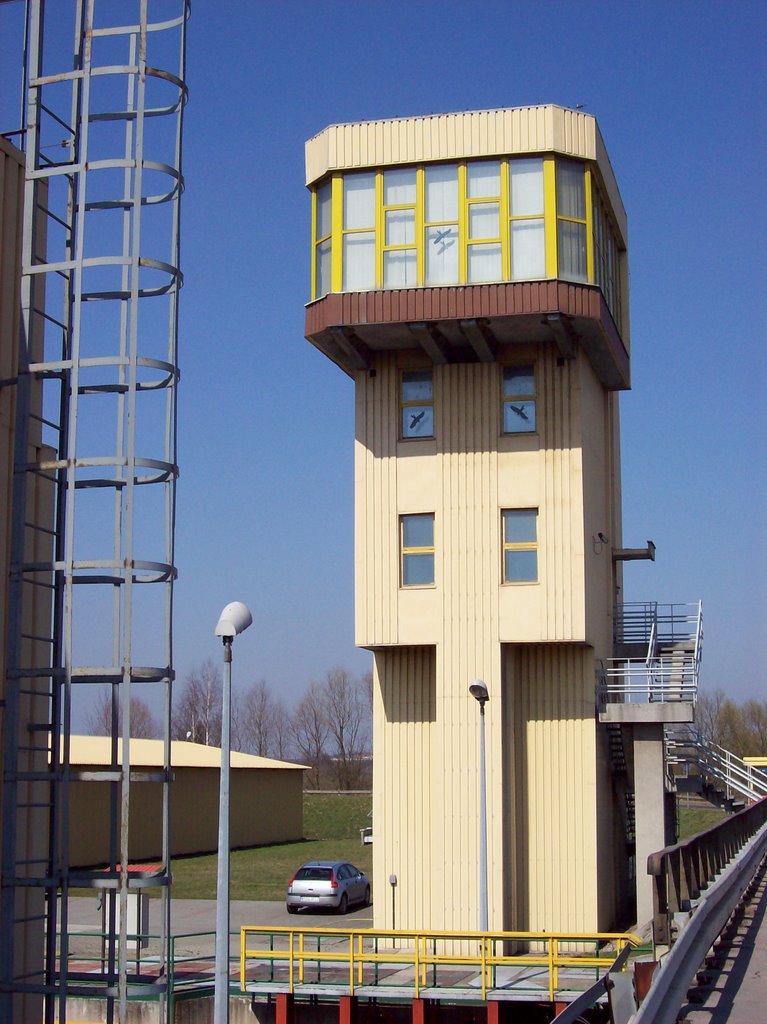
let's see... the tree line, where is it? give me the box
[695,689,767,759]
[86,663,373,790]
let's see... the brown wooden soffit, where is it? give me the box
[305,281,629,390]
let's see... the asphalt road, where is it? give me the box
[67,896,374,959]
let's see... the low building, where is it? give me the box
[69,736,306,867]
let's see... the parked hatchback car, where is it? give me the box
[286,861,370,914]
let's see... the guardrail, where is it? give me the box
[633,812,767,1024]
[648,797,767,946]
[240,926,641,1002]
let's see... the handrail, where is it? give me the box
[666,726,767,803]
[634,815,767,1024]
[240,926,641,1003]
[648,797,767,945]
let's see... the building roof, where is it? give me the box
[70,735,307,771]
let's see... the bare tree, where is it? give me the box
[172,659,222,746]
[87,688,159,739]
[291,683,329,789]
[239,679,290,759]
[322,667,370,790]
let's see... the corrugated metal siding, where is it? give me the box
[372,647,437,930]
[505,644,602,933]
[355,356,399,644]
[306,105,602,185]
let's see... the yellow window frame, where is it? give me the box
[380,167,419,289]
[400,513,435,587]
[501,364,536,434]
[502,509,538,584]
[311,157,602,298]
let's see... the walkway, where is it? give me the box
[677,858,767,1023]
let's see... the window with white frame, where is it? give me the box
[502,365,536,433]
[502,509,538,583]
[401,370,434,438]
[400,513,435,586]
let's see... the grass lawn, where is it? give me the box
[677,801,727,840]
[170,792,373,901]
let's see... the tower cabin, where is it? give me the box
[304,105,696,935]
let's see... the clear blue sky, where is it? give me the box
[1,1,765,705]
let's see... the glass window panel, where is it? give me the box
[504,509,536,544]
[384,167,416,205]
[403,553,435,586]
[504,549,538,582]
[343,232,375,290]
[402,371,432,402]
[556,160,585,220]
[384,249,417,288]
[467,243,501,283]
[402,514,433,548]
[344,172,376,229]
[425,224,459,284]
[509,158,543,215]
[503,366,535,395]
[402,406,434,438]
[467,160,500,198]
[425,164,458,221]
[503,399,536,432]
[511,219,545,279]
[385,209,415,246]
[469,202,499,239]
[558,220,587,281]
[315,239,331,296]
[316,181,332,239]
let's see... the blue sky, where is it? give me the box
[1,0,765,706]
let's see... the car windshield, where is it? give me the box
[295,867,332,881]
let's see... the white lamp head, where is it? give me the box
[214,601,252,638]
[469,679,489,704]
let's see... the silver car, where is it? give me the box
[286,860,370,914]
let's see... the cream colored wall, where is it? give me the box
[68,767,304,868]
[355,347,616,651]
[361,346,624,935]
[505,644,612,933]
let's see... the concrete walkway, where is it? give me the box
[678,861,767,1023]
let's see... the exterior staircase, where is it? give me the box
[666,725,767,810]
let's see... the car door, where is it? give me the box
[345,863,364,902]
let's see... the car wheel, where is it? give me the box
[287,904,298,914]
[337,893,348,915]
[363,885,371,906]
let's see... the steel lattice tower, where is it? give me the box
[0,2,188,1020]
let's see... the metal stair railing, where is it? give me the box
[666,725,767,805]
[602,602,702,706]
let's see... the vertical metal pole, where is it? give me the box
[214,638,233,1024]
[478,701,488,932]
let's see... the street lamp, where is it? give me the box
[469,679,489,932]
[213,601,252,1024]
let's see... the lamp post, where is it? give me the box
[469,679,489,932]
[213,602,252,1024]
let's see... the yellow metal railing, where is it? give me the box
[240,926,642,1002]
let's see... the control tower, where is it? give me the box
[304,106,687,935]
